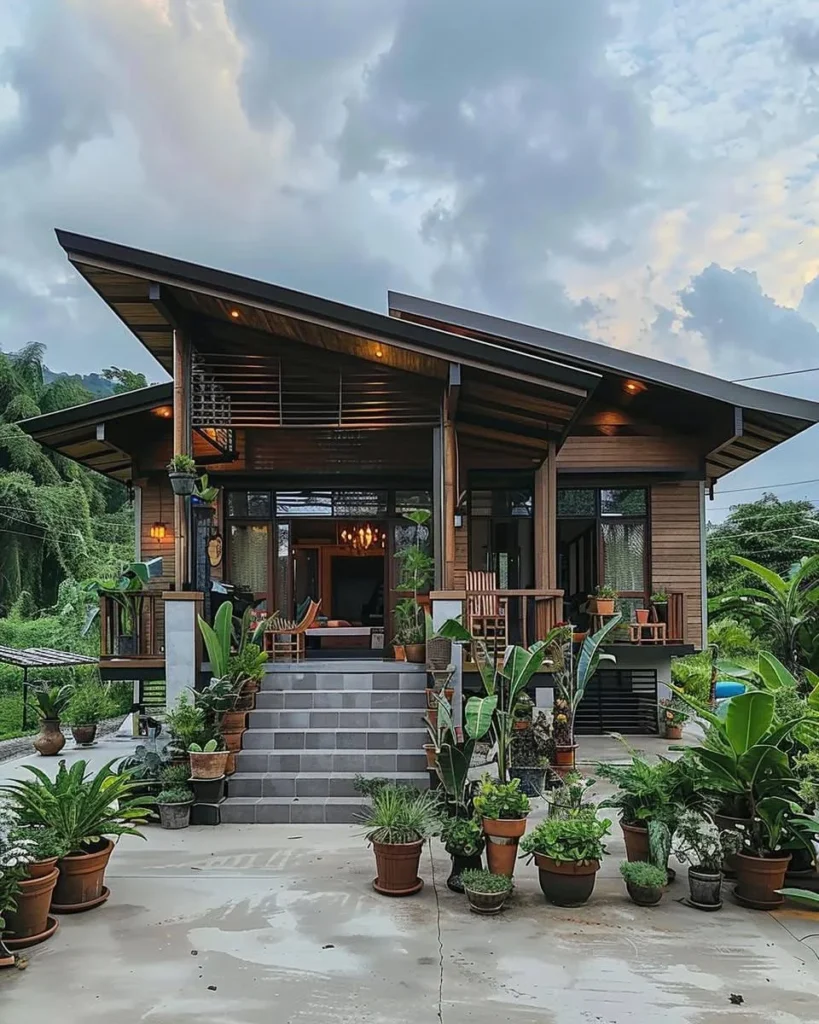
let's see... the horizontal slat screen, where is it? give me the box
[651,482,703,647]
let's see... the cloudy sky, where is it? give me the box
[2,0,819,518]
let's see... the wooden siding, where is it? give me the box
[651,482,703,647]
[558,435,701,471]
[246,427,433,473]
[139,476,175,649]
[135,428,247,473]
[454,520,469,590]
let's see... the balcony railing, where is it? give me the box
[99,593,161,661]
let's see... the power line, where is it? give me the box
[732,366,819,383]
[714,477,819,495]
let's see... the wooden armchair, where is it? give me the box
[264,599,321,662]
[465,570,508,657]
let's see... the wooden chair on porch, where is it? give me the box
[264,600,321,663]
[465,571,508,659]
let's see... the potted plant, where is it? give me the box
[358,782,440,896]
[393,510,434,664]
[441,817,485,892]
[2,824,64,948]
[193,472,219,505]
[547,771,596,819]
[164,692,207,762]
[189,738,229,780]
[82,560,161,657]
[167,453,197,496]
[30,682,73,757]
[596,752,676,863]
[66,682,117,746]
[635,607,650,625]
[509,712,552,797]
[660,697,687,740]
[461,868,513,915]
[593,585,618,616]
[1,812,34,962]
[117,742,168,819]
[620,861,666,906]
[473,776,530,878]
[1,759,152,912]
[520,809,611,906]
[672,810,738,910]
[157,785,194,830]
[651,590,669,624]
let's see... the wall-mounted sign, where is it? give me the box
[207,534,223,568]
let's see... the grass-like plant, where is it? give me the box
[460,868,513,893]
[0,759,152,854]
[358,784,441,845]
[30,682,74,721]
[619,861,667,888]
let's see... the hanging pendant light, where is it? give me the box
[339,523,384,553]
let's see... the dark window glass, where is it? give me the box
[247,492,271,518]
[395,490,432,513]
[557,489,596,517]
[600,489,647,517]
[332,490,388,517]
[276,491,333,517]
[470,489,533,517]
[226,492,247,518]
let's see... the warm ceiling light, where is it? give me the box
[230,309,240,319]
[375,346,384,358]
[623,379,646,395]
[150,521,167,541]
[153,406,173,418]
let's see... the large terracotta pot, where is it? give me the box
[424,744,438,769]
[404,644,426,664]
[371,839,425,896]
[190,750,230,779]
[714,812,753,878]
[225,751,237,775]
[33,719,65,757]
[734,852,792,910]
[482,817,527,877]
[26,857,58,880]
[621,821,650,862]
[71,724,97,746]
[53,839,113,912]
[534,854,599,906]
[2,867,60,945]
[554,745,577,768]
[221,710,247,733]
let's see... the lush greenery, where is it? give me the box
[520,810,611,864]
[619,861,666,888]
[440,816,484,857]
[460,868,513,894]
[358,784,441,845]
[157,786,193,805]
[672,811,739,873]
[472,776,530,821]
[65,682,118,727]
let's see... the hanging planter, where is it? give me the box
[167,455,197,496]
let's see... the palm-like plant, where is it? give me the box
[709,555,819,676]
[0,759,152,854]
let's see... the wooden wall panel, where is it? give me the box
[558,435,700,470]
[135,428,247,473]
[139,476,175,650]
[246,428,433,473]
[650,482,703,647]
[453,520,469,590]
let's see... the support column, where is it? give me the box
[163,592,204,709]
[172,328,192,590]
[534,443,557,589]
[443,417,457,590]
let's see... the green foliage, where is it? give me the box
[358,784,441,845]
[594,584,618,600]
[118,745,168,783]
[650,591,668,604]
[189,738,221,753]
[619,860,666,888]
[460,868,512,894]
[547,772,596,818]
[30,682,73,721]
[164,693,207,749]
[66,682,117,726]
[193,473,219,504]
[157,786,193,804]
[159,764,191,788]
[596,753,679,825]
[440,816,484,857]
[0,759,152,853]
[392,509,433,643]
[102,367,148,394]
[672,810,739,872]
[11,825,67,861]
[473,775,530,821]
[167,454,196,473]
[520,810,611,864]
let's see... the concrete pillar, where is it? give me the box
[163,592,204,710]
[431,596,464,728]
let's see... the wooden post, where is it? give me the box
[172,328,191,589]
[443,403,457,590]
[534,444,557,636]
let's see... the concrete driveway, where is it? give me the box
[2,809,818,1024]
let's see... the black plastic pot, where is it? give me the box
[510,766,546,798]
[168,470,197,496]
[534,855,599,907]
[190,776,226,804]
[446,853,483,893]
[626,881,663,906]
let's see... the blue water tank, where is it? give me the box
[715,680,746,699]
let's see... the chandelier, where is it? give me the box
[339,523,385,553]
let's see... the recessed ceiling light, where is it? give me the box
[153,406,173,418]
[623,379,646,395]
[375,346,384,358]
[230,309,240,319]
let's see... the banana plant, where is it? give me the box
[198,601,274,683]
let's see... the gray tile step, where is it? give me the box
[249,708,426,730]
[241,728,427,751]
[222,796,372,824]
[228,771,430,799]
[255,689,428,710]
[260,671,425,692]
[235,749,428,774]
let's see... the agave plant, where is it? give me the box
[0,759,153,855]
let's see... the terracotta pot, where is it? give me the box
[426,687,455,708]
[159,802,192,830]
[446,853,483,893]
[426,709,438,730]
[572,632,588,644]
[554,744,577,768]
[371,839,425,896]
[2,867,59,941]
[222,729,245,754]
[234,691,255,712]
[33,719,65,757]
[534,854,599,906]
[190,750,230,779]
[713,812,752,878]
[464,885,510,915]
[626,880,663,907]
[482,817,527,877]
[405,643,426,664]
[596,599,615,615]
[225,751,237,775]
[621,821,650,863]
[71,724,97,746]
[221,710,247,732]
[424,744,438,769]
[26,857,59,880]
[241,679,260,695]
[513,720,530,731]
[635,608,650,624]
[53,839,113,912]
[665,724,683,741]
[394,645,406,662]
[734,852,792,909]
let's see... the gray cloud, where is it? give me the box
[785,19,819,64]
[799,274,819,323]
[678,263,819,364]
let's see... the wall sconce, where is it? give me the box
[150,521,167,541]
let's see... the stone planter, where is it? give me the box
[168,470,197,496]
[534,854,599,906]
[688,867,723,909]
[33,719,65,757]
[158,801,192,830]
[482,817,527,877]
[371,839,425,896]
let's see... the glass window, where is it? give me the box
[226,491,271,519]
[228,524,269,596]
[470,488,533,517]
[557,489,596,517]
[276,491,333,517]
[600,489,646,517]
[395,490,432,514]
[226,492,247,519]
[601,521,646,592]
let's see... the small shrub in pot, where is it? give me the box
[157,786,194,830]
[66,682,117,746]
[672,810,739,909]
[358,782,440,896]
[520,808,611,906]
[473,776,530,878]
[620,860,666,906]
[440,816,484,893]
[460,868,513,915]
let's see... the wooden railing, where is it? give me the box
[431,588,564,650]
[99,593,160,660]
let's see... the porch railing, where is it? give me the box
[99,593,160,660]
[430,588,565,650]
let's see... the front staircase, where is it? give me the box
[222,661,429,823]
